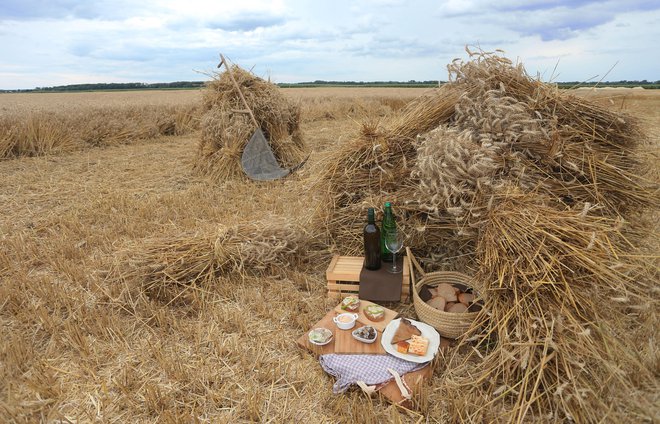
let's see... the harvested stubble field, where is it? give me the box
[0,79,658,423]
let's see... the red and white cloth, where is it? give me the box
[319,354,428,394]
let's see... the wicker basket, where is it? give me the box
[407,249,481,339]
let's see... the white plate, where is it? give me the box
[308,328,333,346]
[381,318,440,363]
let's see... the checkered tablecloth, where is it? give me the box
[319,354,428,393]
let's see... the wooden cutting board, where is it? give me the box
[297,309,435,409]
[296,310,337,356]
[333,299,398,332]
[333,324,386,354]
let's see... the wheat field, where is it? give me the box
[0,87,658,423]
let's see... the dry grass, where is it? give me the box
[0,88,428,423]
[439,190,659,422]
[0,103,201,158]
[0,70,658,424]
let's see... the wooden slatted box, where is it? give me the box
[326,255,410,302]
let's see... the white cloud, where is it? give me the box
[0,0,658,89]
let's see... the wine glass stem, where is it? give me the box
[392,252,397,271]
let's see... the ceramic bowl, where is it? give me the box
[308,327,333,346]
[352,326,378,344]
[332,313,359,330]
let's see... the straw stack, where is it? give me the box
[316,49,657,264]
[194,65,307,181]
[313,49,658,420]
[438,191,658,422]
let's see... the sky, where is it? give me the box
[0,0,659,89]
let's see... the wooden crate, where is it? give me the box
[326,255,410,302]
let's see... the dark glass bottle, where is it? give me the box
[380,202,396,262]
[363,208,381,270]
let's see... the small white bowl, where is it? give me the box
[308,327,333,346]
[352,326,378,344]
[333,313,359,330]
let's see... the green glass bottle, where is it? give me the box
[363,208,381,270]
[380,202,396,262]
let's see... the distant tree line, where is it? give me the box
[1,79,658,93]
[556,80,660,89]
[277,80,442,88]
[2,81,206,93]
[281,80,660,89]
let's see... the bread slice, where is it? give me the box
[364,304,385,322]
[458,292,474,306]
[391,318,421,344]
[435,283,457,302]
[447,302,468,313]
[426,296,446,311]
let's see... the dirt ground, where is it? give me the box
[0,87,658,422]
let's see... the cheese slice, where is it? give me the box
[408,335,429,356]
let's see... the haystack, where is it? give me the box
[438,190,658,422]
[315,49,658,420]
[317,49,657,263]
[194,65,307,181]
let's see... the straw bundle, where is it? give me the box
[447,50,654,216]
[318,87,461,203]
[317,49,657,263]
[313,86,463,257]
[194,65,307,181]
[113,219,325,302]
[440,192,658,422]
[413,127,501,235]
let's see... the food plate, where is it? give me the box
[308,327,333,346]
[381,318,440,363]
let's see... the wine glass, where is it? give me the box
[385,230,404,274]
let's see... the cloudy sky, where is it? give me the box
[1,0,659,89]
